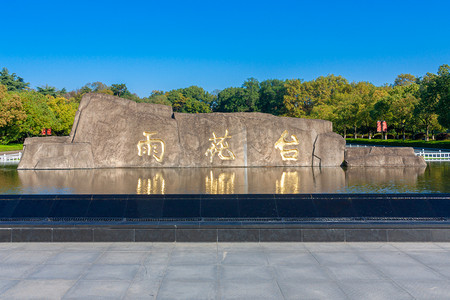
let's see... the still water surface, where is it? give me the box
[0,163,448,194]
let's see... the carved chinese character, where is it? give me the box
[137,132,165,162]
[205,130,236,163]
[274,130,299,161]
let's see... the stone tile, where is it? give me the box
[218,229,259,242]
[174,243,218,251]
[0,250,11,262]
[326,264,384,280]
[96,251,147,265]
[259,229,302,242]
[136,229,175,242]
[349,243,398,251]
[360,251,420,266]
[376,264,446,281]
[93,229,134,242]
[428,264,450,279]
[0,280,18,296]
[339,280,413,300]
[396,280,450,300]
[217,242,262,252]
[0,229,11,242]
[387,229,432,242]
[0,243,24,250]
[266,251,318,265]
[46,251,102,265]
[303,229,345,242]
[406,251,450,265]
[304,242,353,252]
[274,265,331,281]
[219,251,267,265]
[28,264,89,280]
[345,229,387,242]
[220,265,273,281]
[2,251,57,264]
[392,242,444,251]
[108,242,153,252]
[279,280,347,300]
[53,229,93,242]
[164,265,217,282]
[313,251,367,265]
[176,229,217,242]
[157,279,217,300]
[430,230,450,242]
[150,243,175,252]
[220,280,282,300]
[0,264,39,279]
[143,251,171,265]
[0,279,75,300]
[169,251,217,265]
[64,280,130,300]
[260,242,308,252]
[82,264,140,280]
[12,229,52,242]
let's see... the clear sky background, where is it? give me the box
[1,0,449,97]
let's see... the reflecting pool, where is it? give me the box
[0,163,448,194]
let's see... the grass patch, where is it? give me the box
[0,144,24,152]
[346,138,450,149]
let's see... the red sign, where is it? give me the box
[382,121,387,132]
[377,121,382,133]
[41,128,46,136]
[46,128,52,136]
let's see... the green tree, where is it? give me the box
[111,83,129,97]
[0,84,27,144]
[435,65,450,128]
[0,68,29,91]
[394,73,416,86]
[242,78,260,112]
[257,79,286,115]
[216,87,247,112]
[37,85,58,97]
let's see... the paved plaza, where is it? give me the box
[0,242,450,299]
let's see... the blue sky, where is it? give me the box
[1,0,449,97]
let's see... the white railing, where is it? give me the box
[416,150,450,161]
[0,152,22,163]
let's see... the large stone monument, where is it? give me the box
[18,93,345,169]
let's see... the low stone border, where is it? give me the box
[1,223,450,242]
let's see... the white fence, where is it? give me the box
[416,150,450,162]
[0,152,22,163]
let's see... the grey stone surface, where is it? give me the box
[19,93,345,169]
[344,147,427,167]
[0,242,449,299]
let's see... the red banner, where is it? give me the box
[382,121,387,132]
[46,128,52,136]
[41,128,46,136]
[377,121,381,133]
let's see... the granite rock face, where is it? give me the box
[18,93,345,169]
[344,147,427,167]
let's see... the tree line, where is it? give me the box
[0,65,448,144]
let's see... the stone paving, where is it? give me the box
[0,242,450,299]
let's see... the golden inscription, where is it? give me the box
[205,130,236,163]
[137,132,165,162]
[205,171,236,194]
[137,173,165,194]
[276,171,300,194]
[274,130,299,161]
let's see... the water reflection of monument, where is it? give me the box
[205,171,236,194]
[136,174,165,195]
[15,166,427,194]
